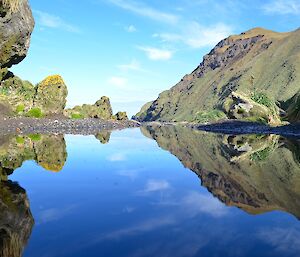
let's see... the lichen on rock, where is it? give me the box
[34,75,68,116]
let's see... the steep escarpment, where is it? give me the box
[135,28,300,124]
[142,125,300,218]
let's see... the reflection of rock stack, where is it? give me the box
[0,134,67,173]
[95,131,111,144]
[0,180,34,257]
[34,135,67,172]
[142,125,300,218]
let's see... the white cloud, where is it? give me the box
[143,179,170,192]
[138,46,173,61]
[263,0,300,14]
[108,0,179,24]
[155,22,233,49]
[125,25,137,32]
[117,59,142,71]
[107,153,126,161]
[107,76,128,88]
[34,10,80,33]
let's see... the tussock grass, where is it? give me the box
[1,0,21,13]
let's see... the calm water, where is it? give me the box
[1,126,300,257]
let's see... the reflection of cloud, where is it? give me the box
[182,191,228,218]
[107,153,126,162]
[143,179,170,192]
[258,227,300,254]
[118,168,144,180]
[101,216,176,240]
[37,204,78,224]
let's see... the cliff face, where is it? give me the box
[0,0,34,68]
[142,125,300,218]
[135,28,300,123]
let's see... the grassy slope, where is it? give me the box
[137,28,300,122]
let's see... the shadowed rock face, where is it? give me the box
[0,0,35,68]
[142,125,300,218]
[0,180,34,257]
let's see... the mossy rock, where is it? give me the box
[65,96,113,120]
[34,75,68,116]
[113,111,128,121]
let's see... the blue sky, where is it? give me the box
[12,0,300,116]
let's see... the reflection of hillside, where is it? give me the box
[0,135,67,174]
[142,125,300,218]
[0,180,34,257]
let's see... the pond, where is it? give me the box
[1,125,300,257]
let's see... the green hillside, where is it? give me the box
[135,27,300,124]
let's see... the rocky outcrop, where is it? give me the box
[135,28,300,123]
[64,96,113,119]
[113,111,128,121]
[33,75,68,116]
[142,125,300,218]
[0,0,35,68]
[223,91,281,124]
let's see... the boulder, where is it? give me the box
[34,75,68,116]
[0,0,35,68]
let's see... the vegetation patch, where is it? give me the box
[71,113,84,119]
[16,104,24,113]
[26,108,43,118]
[193,110,226,123]
[28,134,42,141]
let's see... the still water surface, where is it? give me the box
[2,126,300,257]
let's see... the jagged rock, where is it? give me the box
[113,111,128,121]
[0,0,35,68]
[33,75,68,116]
[65,96,113,119]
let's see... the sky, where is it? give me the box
[11,0,300,117]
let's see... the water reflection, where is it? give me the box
[0,179,33,257]
[142,125,300,218]
[0,132,111,174]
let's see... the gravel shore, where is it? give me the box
[0,117,140,135]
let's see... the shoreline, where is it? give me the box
[1,118,300,138]
[0,117,140,135]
